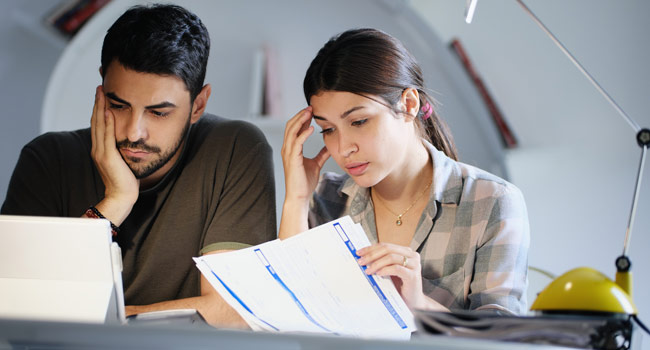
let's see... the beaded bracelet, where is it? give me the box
[84,206,120,236]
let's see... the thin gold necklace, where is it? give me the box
[373,181,431,226]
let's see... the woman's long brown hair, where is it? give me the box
[303,28,458,161]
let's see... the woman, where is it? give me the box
[280,28,529,315]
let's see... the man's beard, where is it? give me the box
[116,117,191,179]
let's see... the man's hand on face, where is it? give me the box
[90,85,139,226]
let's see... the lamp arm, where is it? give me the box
[616,137,648,295]
[623,135,649,256]
[514,0,641,133]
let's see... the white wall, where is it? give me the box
[0,0,65,207]
[411,0,650,348]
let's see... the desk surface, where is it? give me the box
[0,318,572,350]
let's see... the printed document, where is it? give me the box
[194,216,415,339]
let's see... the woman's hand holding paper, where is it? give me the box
[357,243,448,312]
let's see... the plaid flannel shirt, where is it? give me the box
[309,141,530,315]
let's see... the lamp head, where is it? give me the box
[531,267,637,315]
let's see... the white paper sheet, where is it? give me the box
[194,216,415,339]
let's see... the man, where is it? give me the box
[1,4,276,327]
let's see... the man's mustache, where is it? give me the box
[116,139,160,153]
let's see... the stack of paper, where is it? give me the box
[194,216,415,339]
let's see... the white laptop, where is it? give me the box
[0,215,125,324]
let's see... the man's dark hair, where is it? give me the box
[100,4,210,101]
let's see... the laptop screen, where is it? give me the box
[0,215,125,324]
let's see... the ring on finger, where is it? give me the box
[402,256,408,268]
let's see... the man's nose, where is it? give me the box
[125,112,148,142]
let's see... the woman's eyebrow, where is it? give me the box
[313,106,365,121]
[340,106,364,119]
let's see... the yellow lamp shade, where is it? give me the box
[531,267,637,314]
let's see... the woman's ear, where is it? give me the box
[190,84,212,124]
[399,88,420,119]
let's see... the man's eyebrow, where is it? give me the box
[145,101,176,109]
[105,92,176,109]
[312,106,365,121]
[105,92,130,107]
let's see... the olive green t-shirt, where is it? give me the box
[2,114,277,305]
